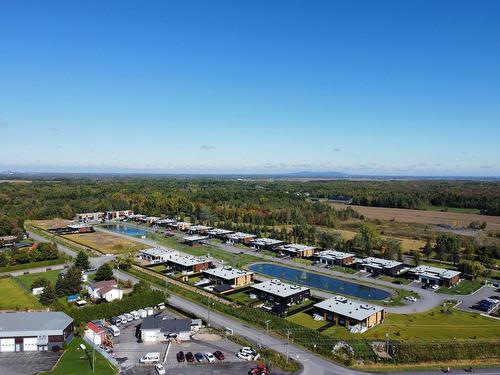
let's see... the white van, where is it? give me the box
[119,315,127,324]
[138,309,147,318]
[131,311,140,320]
[157,303,165,310]
[139,352,160,364]
[125,313,134,322]
[108,325,120,337]
[145,307,154,316]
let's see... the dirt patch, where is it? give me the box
[330,203,500,231]
[64,232,147,254]
[192,333,223,341]
[31,218,71,229]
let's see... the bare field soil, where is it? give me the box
[64,232,147,254]
[331,203,500,231]
[31,218,71,229]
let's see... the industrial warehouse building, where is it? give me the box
[251,279,310,306]
[204,266,255,287]
[0,312,73,352]
[141,316,192,342]
[407,265,461,287]
[314,296,385,333]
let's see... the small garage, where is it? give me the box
[23,337,38,351]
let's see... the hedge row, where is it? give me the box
[57,290,164,325]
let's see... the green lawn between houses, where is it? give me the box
[0,277,41,310]
[0,258,66,273]
[15,269,63,290]
[286,304,500,341]
[41,337,117,375]
[436,279,484,295]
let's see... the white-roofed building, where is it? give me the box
[355,257,404,276]
[183,235,209,246]
[251,238,285,250]
[139,247,179,264]
[251,279,310,305]
[206,228,234,238]
[225,232,257,244]
[167,254,212,273]
[186,225,213,234]
[277,243,316,258]
[204,266,255,287]
[314,296,385,333]
[407,265,461,287]
[316,250,356,266]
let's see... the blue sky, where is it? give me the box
[0,0,499,176]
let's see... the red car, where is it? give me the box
[213,350,225,360]
[185,352,195,363]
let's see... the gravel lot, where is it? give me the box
[0,351,62,375]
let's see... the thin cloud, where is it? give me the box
[333,147,341,152]
[200,145,216,150]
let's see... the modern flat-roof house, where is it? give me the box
[186,225,213,235]
[75,212,104,223]
[183,235,209,246]
[251,238,285,251]
[166,255,212,273]
[170,221,192,231]
[407,265,461,287]
[206,228,234,238]
[141,316,192,342]
[204,266,255,287]
[251,279,310,306]
[105,210,134,221]
[316,250,356,266]
[155,218,177,227]
[0,235,18,247]
[314,296,385,333]
[87,280,123,302]
[139,247,179,264]
[49,223,95,235]
[355,257,404,276]
[0,312,73,352]
[225,232,257,245]
[277,244,316,258]
[144,216,161,224]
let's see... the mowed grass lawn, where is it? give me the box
[436,279,483,295]
[286,312,329,330]
[318,305,500,341]
[41,337,116,375]
[64,232,147,254]
[15,269,62,290]
[0,278,41,310]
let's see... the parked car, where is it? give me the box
[108,325,120,337]
[110,317,121,326]
[195,352,205,362]
[139,352,160,364]
[205,352,215,363]
[431,284,439,290]
[404,296,417,302]
[213,350,225,360]
[422,284,430,289]
[155,364,166,375]
[237,352,253,361]
[176,351,185,362]
[240,347,256,356]
[185,352,195,363]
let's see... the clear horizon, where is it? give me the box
[1,1,499,176]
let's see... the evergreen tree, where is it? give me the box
[94,263,114,282]
[74,250,90,270]
[31,277,51,290]
[39,284,57,305]
[422,238,433,260]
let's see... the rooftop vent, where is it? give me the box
[360,304,372,310]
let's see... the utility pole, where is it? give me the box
[92,331,96,372]
[286,329,290,363]
[265,320,270,347]
[207,296,211,327]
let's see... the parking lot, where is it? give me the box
[0,351,62,375]
[455,285,500,314]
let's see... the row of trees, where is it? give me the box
[0,242,60,268]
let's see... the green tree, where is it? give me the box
[55,266,82,297]
[460,260,486,279]
[94,263,114,282]
[422,238,433,260]
[74,250,90,270]
[31,277,51,290]
[132,280,151,295]
[0,252,8,267]
[39,284,57,305]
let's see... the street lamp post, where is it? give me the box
[265,320,270,347]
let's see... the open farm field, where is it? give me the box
[64,232,147,254]
[330,203,500,231]
[31,218,71,230]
